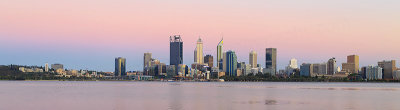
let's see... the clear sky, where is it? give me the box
[0,0,399,72]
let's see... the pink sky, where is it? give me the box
[0,0,399,71]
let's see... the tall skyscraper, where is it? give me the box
[249,51,257,68]
[170,35,183,66]
[45,63,49,72]
[194,38,203,64]
[217,38,223,70]
[378,60,396,80]
[115,57,126,77]
[265,48,277,73]
[143,52,152,70]
[204,55,214,67]
[327,57,337,75]
[342,55,359,74]
[223,50,237,76]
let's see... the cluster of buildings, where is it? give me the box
[19,63,99,78]
[112,35,400,81]
[299,55,400,80]
[24,35,397,81]
[115,35,285,80]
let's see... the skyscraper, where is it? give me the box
[327,57,337,75]
[194,38,203,64]
[170,35,183,66]
[217,38,223,70]
[223,50,237,76]
[115,57,126,77]
[204,55,214,67]
[265,48,277,73]
[143,52,152,71]
[342,55,359,74]
[249,51,257,68]
[378,60,396,80]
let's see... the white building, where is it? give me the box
[249,51,257,68]
[45,63,49,72]
[285,58,298,75]
[393,70,400,80]
[366,66,382,80]
[194,38,203,64]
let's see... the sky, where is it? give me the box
[0,0,399,72]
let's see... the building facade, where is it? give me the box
[170,35,183,66]
[115,57,126,77]
[249,51,257,68]
[265,48,277,73]
[51,64,64,70]
[217,38,223,70]
[143,53,152,72]
[393,70,400,80]
[194,38,204,64]
[300,63,313,77]
[342,55,359,74]
[378,60,397,80]
[223,50,238,76]
[327,57,337,75]
[204,55,214,67]
[45,63,49,72]
[285,58,298,75]
[365,66,383,80]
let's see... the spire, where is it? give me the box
[197,36,202,43]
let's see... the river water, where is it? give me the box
[0,81,399,110]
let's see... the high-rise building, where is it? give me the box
[378,60,397,80]
[327,57,337,75]
[365,66,383,80]
[300,63,314,77]
[115,57,126,77]
[194,38,204,64]
[170,35,183,66]
[217,38,223,70]
[51,64,63,70]
[249,51,257,68]
[204,55,214,67]
[285,58,298,75]
[45,63,49,72]
[342,55,359,74]
[223,50,237,76]
[288,58,298,68]
[265,48,277,73]
[312,63,327,75]
[143,53,152,71]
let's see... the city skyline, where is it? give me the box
[1,0,400,72]
[1,35,399,72]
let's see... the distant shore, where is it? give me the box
[1,79,399,83]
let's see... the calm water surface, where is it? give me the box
[0,81,399,110]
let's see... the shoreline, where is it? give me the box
[0,79,399,83]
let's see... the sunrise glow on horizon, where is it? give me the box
[1,0,399,71]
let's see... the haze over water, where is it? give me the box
[1,81,399,110]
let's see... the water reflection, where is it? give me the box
[0,81,400,110]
